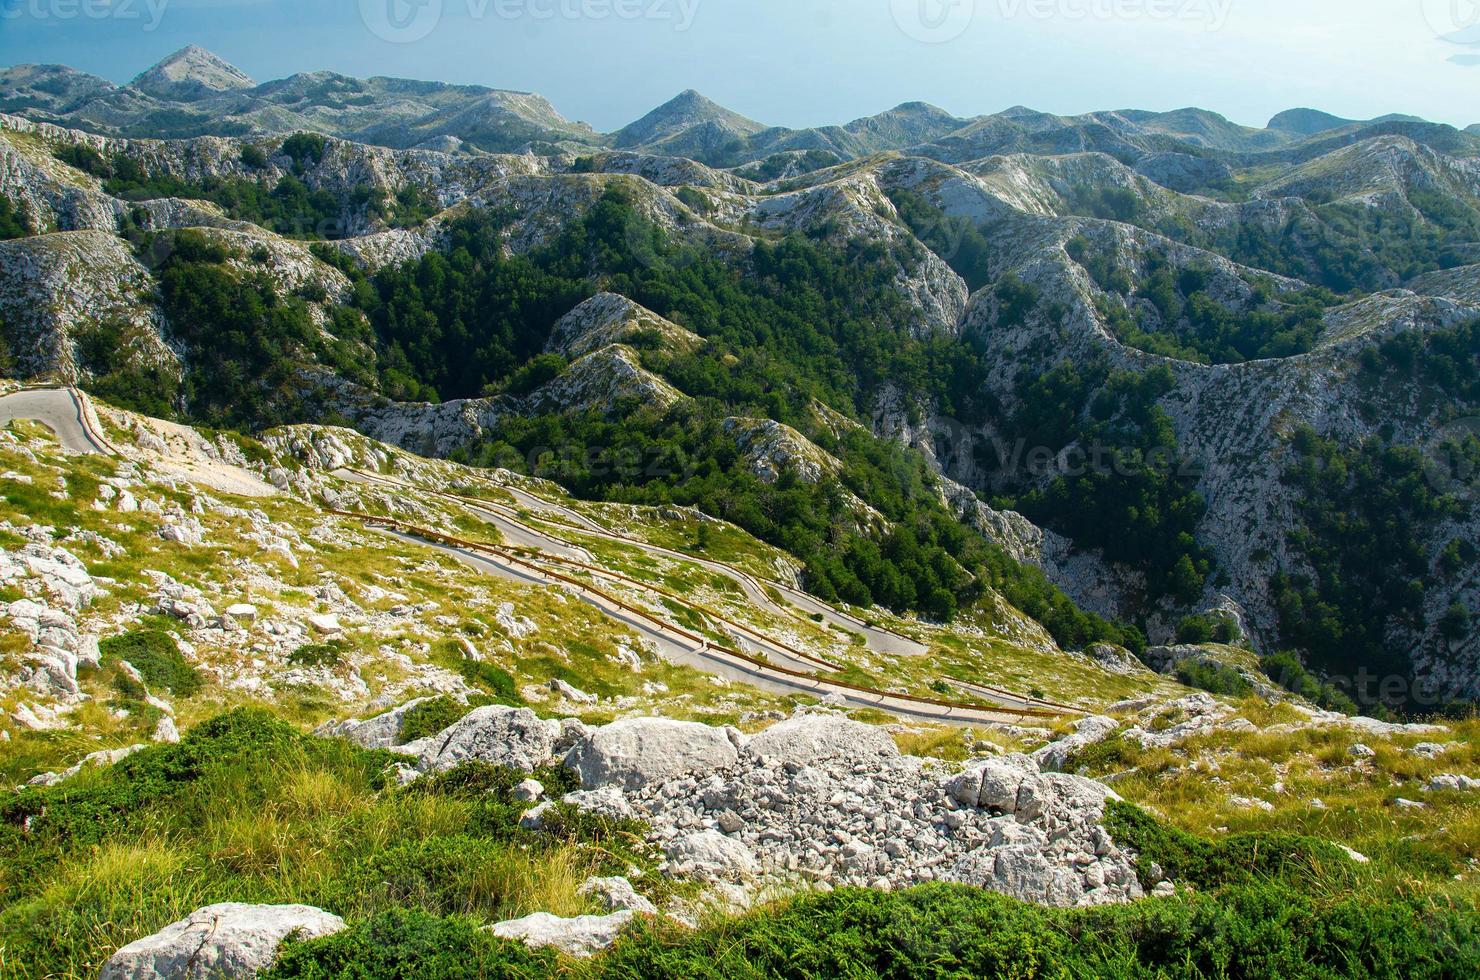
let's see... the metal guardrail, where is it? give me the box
[351,467,931,653]
[329,507,1074,722]
[347,467,1080,715]
[66,387,123,457]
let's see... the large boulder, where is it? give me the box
[954,846,1086,908]
[943,754,1039,811]
[417,705,563,772]
[100,904,345,980]
[665,830,760,879]
[743,713,899,767]
[565,717,740,791]
[489,911,634,958]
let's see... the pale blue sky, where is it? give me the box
[1,0,1476,131]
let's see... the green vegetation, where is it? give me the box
[0,711,653,979]
[147,229,373,425]
[288,640,349,669]
[1175,660,1254,698]
[52,142,110,177]
[886,187,994,291]
[1176,612,1240,645]
[58,139,423,239]
[280,132,328,171]
[98,628,201,698]
[240,144,270,170]
[1078,249,1338,365]
[1261,650,1359,715]
[398,696,495,743]
[1274,425,1468,709]
[0,193,31,239]
[1068,186,1142,224]
[265,802,1480,979]
[993,357,1212,603]
[74,318,181,418]
[265,910,554,979]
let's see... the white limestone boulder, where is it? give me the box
[100,903,345,980]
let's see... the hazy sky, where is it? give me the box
[1,0,1477,132]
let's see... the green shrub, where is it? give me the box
[288,640,348,669]
[98,628,202,697]
[1104,800,1353,891]
[1261,650,1359,715]
[451,660,521,706]
[53,143,111,177]
[1176,612,1240,645]
[398,695,487,743]
[240,144,270,170]
[280,132,328,171]
[0,194,31,239]
[1174,660,1253,698]
[264,909,555,979]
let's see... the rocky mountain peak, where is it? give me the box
[614,89,767,148]
[129,45,255,102]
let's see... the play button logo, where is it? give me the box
[361,0,443,44]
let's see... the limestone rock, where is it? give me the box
[100,903,345,980]
[488,911,634,959]
[565,717,741,791]
[418,705,562,772]
[580,876,658,916]
[743,713,897,767]
[665,830,760,879]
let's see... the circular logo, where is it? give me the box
[360,0,443,44]
[1422,416,1480,496]
[1421,0,1480,40]
[890,0,976,44]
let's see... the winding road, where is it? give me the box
[0,387,1076,724]
[366,521,1061,725]
[336,468,1076,721]
[343,467,931,658]
[0,387,109,454]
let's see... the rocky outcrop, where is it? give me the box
[545,292,703,360]
[410,704,568,773]
[101,904,345,980]
[488,911,635,959]
[1,541,102,710]
[328,706,1145,908]
[565,716,741,791]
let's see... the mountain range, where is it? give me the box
[1,46,1477,711]
[3,42,1480,977]
[5,46,1477,167]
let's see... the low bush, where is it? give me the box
[1174,660,1254,699]
[269,883,1480,979]
[1103,800,1353,891]
[98,628,201,697]
[288,640,348,669]
[264,909,555,979]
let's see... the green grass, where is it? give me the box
[0,711,658,980]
